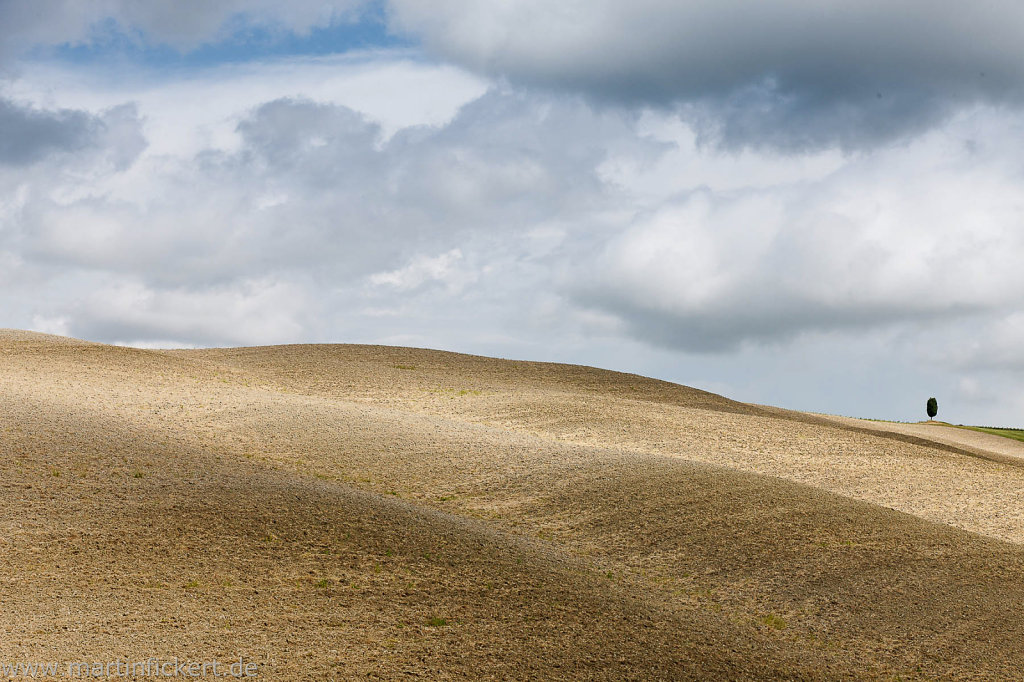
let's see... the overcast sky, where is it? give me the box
[2,1,1023,425]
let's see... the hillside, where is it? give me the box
[3,330,1024,679]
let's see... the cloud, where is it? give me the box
[10,54,488,159]
[7,2,1024,152]
[388,0,1024,149]
[14,1,1023,150]
[368,249,473,293]
[10,63,1024,364]
[236,96,383,181]
[3,77,639,345]
[66,277,315,347]
[0,97,104,165]
[569,107,1024,351]
[938,313,1024,373]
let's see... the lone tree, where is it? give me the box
[926,397,938,421]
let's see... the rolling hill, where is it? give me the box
[3,330,1024,679]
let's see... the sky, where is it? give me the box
[2,1,1024,425]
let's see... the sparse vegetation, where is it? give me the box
[760,614,787,630]
[426,617,448,627]
[949,424,1024,444]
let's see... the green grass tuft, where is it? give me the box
[956,425,1024,444]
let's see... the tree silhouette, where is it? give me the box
[926,397,938,420]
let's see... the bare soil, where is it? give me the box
[813,414,1024,465]
[4,331,1024,679]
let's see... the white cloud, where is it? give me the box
[69,277,315,347]
[29,314,70,337]
[368,249,473,292]
[571,106,1024,351]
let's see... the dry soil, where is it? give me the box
[3,330,1024,680]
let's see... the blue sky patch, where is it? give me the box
[30,5,409,71]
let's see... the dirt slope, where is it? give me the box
[3,332,1024,679]
[813,413,1024,465]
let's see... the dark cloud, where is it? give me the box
[0,98,103,165]
[680,83,953,153]
[388,1,1024,149]
[580,291,982,354]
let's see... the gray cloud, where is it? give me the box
[388,0,1024,149]
[0,97,105,165]
[582,290,982,354]
[19,91,634,285]
[678,84,953,153]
